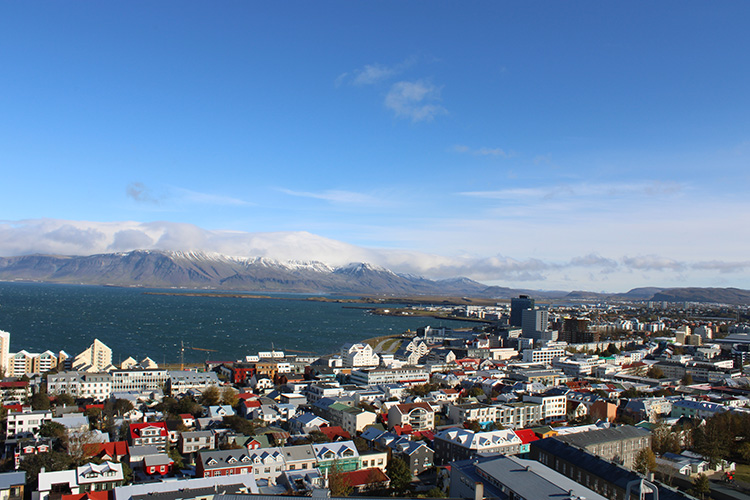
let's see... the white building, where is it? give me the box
[47,372,113,401]
[340,342,380,368]
[110,369,168,392]
[167,371,220,395]
[6,410,53,439]
[0,330,10,377]
[522,394,567,423]
[522,347,566,364]
[73,339,115,372]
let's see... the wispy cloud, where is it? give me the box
[692,260,750,274]
[460,181,685,202]
[170,187,253,207]
[385,80,446,122]
[454,145,513,158]
[336,58,415,87]
[279,188,387,206]
[126,182,160,204]
[622,255,686,272]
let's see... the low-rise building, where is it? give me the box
[433,428,522,464]
[5,410,52,439]
[387,403,435,431]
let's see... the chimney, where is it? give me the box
[474,482,484,500]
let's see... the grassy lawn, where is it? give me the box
[734,463,750,483]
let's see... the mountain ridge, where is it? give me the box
[0,251,749,304]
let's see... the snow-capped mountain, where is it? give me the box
[0,250,491,296]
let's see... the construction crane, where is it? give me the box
[180,341,218,370]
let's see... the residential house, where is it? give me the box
[0,471,24,500]
[128,422,168,450]
[280,444,317,472]
[197,448,285,485]
[179,430,215,457]
[553,425,651,469]
[388,403,435,431]
[433,428,522,464]
[5,410,52,439]
[312,441,359,473]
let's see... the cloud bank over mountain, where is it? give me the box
[1,218,747,292]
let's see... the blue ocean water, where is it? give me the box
[0,282,478,365]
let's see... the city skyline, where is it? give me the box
[2,2,750,292]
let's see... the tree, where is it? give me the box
[200,386,220,406]
[651,423,680,455]
[463,420,482,432]
[424,487,446,498]
[327,460,353,497]
[113,398,134,416]
[39,421,67,440]
[19,451,73,486]
[646,366,665,379]
[220,386,238,407]
[387,456,411,492]
[694,417,730,467]
[55,393,76,406]
[468,387,485,398]
[223,415,256,435]
[169,447,184,471]
[633,448,656,475]
[30,392,51,410]
[85,407,103,429]
[681,373,694,386]
[68,430,99,466]
[692,473,710,499]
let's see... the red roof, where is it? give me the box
[340,467,389,487]
[61,492,111,500]
[0,381,28,388]
[514,429,539,445]
[3,404,24,413]
[411,430,434,441]
[392,424,413,436]
[83,441,128,458]
[320,426,351,441]
[237,392,259,401]
[130,422,168,439]
[83,441,129,460]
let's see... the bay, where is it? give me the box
[0,282,479,365]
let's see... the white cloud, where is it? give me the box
[353,63,397,85]
[454,145,512,158]
[337,58,415,87]
[171,187,252,207]
[279,188,391,207]
[460,181,685,202]
[384,80,446,122]
[2,219,750,292]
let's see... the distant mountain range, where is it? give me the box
[0,250,748,304]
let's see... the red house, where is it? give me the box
[129,422,168,450]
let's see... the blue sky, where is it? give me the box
[1,2,750,291]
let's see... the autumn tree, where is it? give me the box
[200,386,220,406]
[633,448,656,475]
[651,423,680,455]
[220,386,238,407]
[327,460,353,497]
